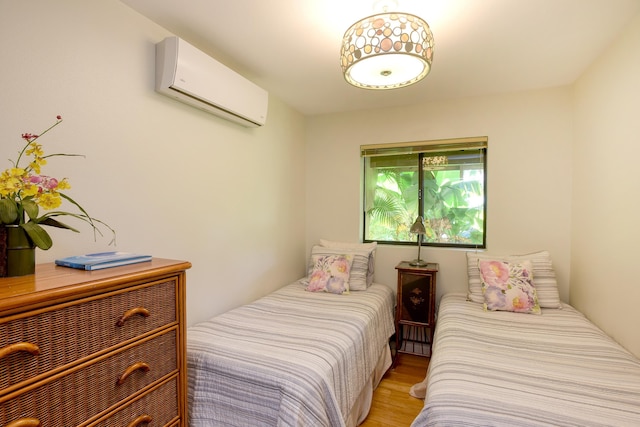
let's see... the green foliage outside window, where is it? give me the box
[363,146,486,248]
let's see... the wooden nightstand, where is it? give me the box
[394,261,438,362]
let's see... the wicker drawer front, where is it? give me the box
[0,329,178,427]
[90,376,179,427]
[0,278,177,392]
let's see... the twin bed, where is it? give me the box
[412,293,640,426]
[412,251,640,426]
[186,241,394,426]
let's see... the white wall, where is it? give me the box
[306,87,573,305]
[0,0,307,326]
[572,13,640,357]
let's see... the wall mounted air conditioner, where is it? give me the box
[155,36,268,127]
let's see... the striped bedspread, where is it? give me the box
[412,293,640,427]
[187,281,396,427]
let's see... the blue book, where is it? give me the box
[55,251,152,270]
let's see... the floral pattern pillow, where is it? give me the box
[306,254,353,294]
[479,259,541,314]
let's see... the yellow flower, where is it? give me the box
[21,183,39,197]
[8,167,26,178]
[29,158,46,174]
[0,180,15,197]
[56,178,71,190]
[26,142,44,157]
[37,193,62,210]
[0,168,25,194]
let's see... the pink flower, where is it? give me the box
[306,270,329,292]
[329,257,350,277]
[479,260,510,288]
[511,288,533,311]
[44,177,58,190]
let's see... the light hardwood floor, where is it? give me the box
[360,353,429,427]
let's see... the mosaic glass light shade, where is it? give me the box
[340,12,434,90]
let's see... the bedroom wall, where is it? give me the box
[305,87,573,305]
[0,0,307,326]
[571,13,640,358]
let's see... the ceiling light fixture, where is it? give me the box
[340,2,434,90]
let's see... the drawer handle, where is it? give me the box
[126,414,152,427]
[6,418,42,427]
[116,361,150,385]
[0,342,40,360]
[116,307,150,327]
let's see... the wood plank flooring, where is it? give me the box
[360,353,429,427]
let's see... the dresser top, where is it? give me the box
[0,258,191,316]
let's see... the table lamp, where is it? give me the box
[409,216,428,266]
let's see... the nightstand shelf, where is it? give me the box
[394,261,438,363]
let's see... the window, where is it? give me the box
[361,137,487,248]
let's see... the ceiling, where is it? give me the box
[120,0,640,116]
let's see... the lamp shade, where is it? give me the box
[340,12,434,90]
[410,216,426,234]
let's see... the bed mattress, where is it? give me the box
[187,281,396,427]
[412,293,640,427]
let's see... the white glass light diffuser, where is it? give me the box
[340,12,434,90]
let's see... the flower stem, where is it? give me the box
[15,117,63,168]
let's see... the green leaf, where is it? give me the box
[21,199,39,221]
[38,217,81,232]
[0,199,18,223]
[58,192,93,221]
[35,211,116,246]
[22,222,53,250]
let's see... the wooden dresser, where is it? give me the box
[0,258,191,427]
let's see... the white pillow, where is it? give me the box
[467,250,562,309]
[309,245,372,291]
[319,239,377,255]
[319,240,377,287]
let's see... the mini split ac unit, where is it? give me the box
[155,36,268,127]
